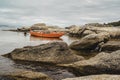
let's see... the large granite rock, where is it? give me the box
[33,23,46,26]
[4,42,84,64]
[68,26,120,39]
[85,23,113,27]
[62,74,120,80]
[68,27,90,37]
[0,70,52,80]
[102,41,120,52]
[30,23,48,30]
[30,23,62,31]
[59,50,120,75]
[86,26,120,38]
[69,32,110,50]
[82,30,96,36]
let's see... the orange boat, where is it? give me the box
[30,30,65,38]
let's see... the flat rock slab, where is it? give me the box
[0,70,52,80]
[102,41,120,51]
[60,50,120,76]
[3,42,84,64]
[62,74,120,80]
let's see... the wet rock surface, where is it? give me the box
[3,42,84,64]
[0,76,14,80]
[12,60,76,80]
[59,50,120,76]
[0,56,76,80]
[62,74,120,80]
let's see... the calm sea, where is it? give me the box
[0,29,75,55]
[0,28,78,79]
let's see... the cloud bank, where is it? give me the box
[0,0,120,27]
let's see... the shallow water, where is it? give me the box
[0,29,79,80]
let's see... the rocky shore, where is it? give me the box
[62,74,120,80]
[4,42,84,64]
[0,70,52,80]
[1,23,120,80]
[68,25,120,39]
[2,23,68,33]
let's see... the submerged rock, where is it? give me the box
[62,74,120,80]
[3,42,84,64]
[69,32,110,50]
[0,70,52,80]
[60,50,120,76]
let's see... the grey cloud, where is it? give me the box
[0,0,120,27]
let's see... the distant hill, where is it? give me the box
[0,25,10,27]
[0,25,17,30]
[107,20,120,26]
[0,25,16,28]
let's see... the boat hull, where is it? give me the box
[30,31,64,38]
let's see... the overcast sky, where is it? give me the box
[0,0,120,27]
